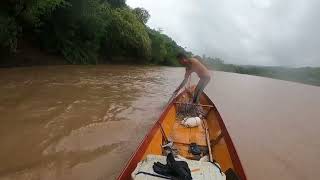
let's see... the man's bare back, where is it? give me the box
[186,58,211,79]
[175,53,211,103]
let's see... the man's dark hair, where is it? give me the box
[176,52,187,59]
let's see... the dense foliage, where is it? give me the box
[0,0,188,65]
[1,1,319,86]
[148,28,189,66]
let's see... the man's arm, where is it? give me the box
[174,68,191,93]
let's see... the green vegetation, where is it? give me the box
[200,55,320,86]
[1,1,319,86]
[148,28,190,66]
[0,0,188,65]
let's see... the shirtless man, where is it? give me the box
[174,53,211,104]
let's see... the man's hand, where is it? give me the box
[174,69,190,95]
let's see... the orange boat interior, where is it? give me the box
[118,90,246,180]
[141,91,241,175]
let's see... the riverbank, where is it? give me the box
[2,48,320,87]
[1,46,67,68]
[0,46,146,68]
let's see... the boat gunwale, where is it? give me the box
[116,94,181,180]
[202,93,247,180]
[117,91,247,180]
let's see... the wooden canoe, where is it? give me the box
[117,89,246,179]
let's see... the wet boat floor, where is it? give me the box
[170,116,209,160]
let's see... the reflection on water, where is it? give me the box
[0,65,320,180]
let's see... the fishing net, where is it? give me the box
[177,103,205,118]
[176,75,205,118]
[176,86,205,117]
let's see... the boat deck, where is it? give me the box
[170,118,208,159]
[117,90,246,180]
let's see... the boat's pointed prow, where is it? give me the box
[117,89,246,180]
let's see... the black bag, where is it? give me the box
[153,153,192,180]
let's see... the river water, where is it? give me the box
[0,65,319,180]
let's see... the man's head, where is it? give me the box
[176,52,188,65]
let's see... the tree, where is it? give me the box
[147,28,189,66]
[104,8,151,62]
[0,0,190,66]
[147,28,167,64]
[36,0,111,64]
[0,16,19,53]
[105,0,126,8]
[133,7,150,24]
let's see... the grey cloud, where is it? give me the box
[127,0,320,67]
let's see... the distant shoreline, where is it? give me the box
[1,47,319,87]
[201,59,320,87]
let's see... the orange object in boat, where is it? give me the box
[117,89,246,180]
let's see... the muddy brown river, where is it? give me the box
[0,65,319,180]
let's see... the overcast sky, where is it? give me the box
[127,0,320,67]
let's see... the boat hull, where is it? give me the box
[117,90,246,180]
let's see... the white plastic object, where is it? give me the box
[200,155,209,162]
[181,117,202,127]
